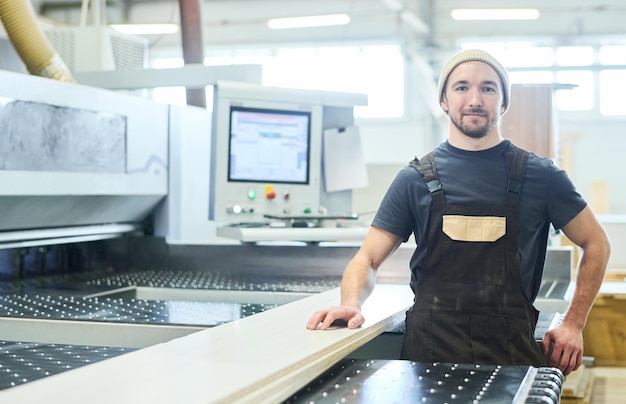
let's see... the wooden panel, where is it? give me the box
[562,365,593,402]
[589,367,626,404]
[563,366,626,404]
[0,285,413,404]
[582,283,626,367]
[501,85,554,158]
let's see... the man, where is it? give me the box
[306,49,610,376]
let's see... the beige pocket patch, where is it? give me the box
[442,215,506,242]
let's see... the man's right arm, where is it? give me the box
[306,226,403,330]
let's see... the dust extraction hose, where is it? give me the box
[0,0,75,83]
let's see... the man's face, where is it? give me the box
[440,61,505,139]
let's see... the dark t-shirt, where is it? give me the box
[372,140,587,302]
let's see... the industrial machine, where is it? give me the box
[0,69,167,237]
[209,81,370,243]
[0,68,569,403]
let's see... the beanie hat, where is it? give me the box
[437,49,511,114]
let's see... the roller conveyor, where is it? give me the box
[0,270,339,393]
[0,294,273,326]
[0,269,564,400]
[0,270,340,326]
[0,269,341,295]
[0,341,134,390]
[285,359,563,404]
[0,283,563,403]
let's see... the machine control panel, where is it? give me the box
[224,184,320,219]
[210,85,325,225]
[209,82,367,241]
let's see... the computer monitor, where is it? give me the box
[228,106,311,185]
[210,83,330,224]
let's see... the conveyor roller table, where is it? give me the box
[286,359,563,403]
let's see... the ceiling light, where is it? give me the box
[267,14,350,30]
[380,0,404,12]
[109,23,179,35]
[451,9,540,21]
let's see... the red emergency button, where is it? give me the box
[265,185,276,200]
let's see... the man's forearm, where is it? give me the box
[562,244,610,330]
[340,254,377,310]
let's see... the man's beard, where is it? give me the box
[450,109,498,139]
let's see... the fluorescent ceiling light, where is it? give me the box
[380,0,404,12]
[110,23,179,35]
[267,14,350,30]
[451,9,540,21]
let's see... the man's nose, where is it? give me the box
[468,89,483,107]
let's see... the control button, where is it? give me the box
[283,192,290,200]
[228,205,242,214]
[303,207,312,214]
[265,185,276,200]
[247,189,256,200]
[239,206,254,214]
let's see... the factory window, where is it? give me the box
[599,70,626,116]
[555,70,594,111]
[555,46,594,66]
[460,41,626,115]
[599,46,626,65]
[461,42,554,67]
[151,45,404,119]
[552,47,594,111]
[599,46,626,116]
[508,71,554,84]
[506,46,554,67]
[262,45,404,118]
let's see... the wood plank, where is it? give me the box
[0,284,413,404]
[562,365,592,399]
[583,283,626,366]
[501,85,554,158]
[589,367,626,404]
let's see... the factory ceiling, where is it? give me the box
[26,0,626,55]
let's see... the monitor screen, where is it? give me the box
[228,106,311,184]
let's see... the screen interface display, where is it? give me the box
[228,106,311,184]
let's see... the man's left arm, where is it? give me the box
[542,205,611,376]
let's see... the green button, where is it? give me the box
[303,207,312,214]
[248,190,256,200]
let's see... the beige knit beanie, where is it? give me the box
[437,49,511,114]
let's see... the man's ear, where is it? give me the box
[440,95,449,113]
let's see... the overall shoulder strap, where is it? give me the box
[409,152,442,194]
[504,144,530,205]
[409,152,445,209]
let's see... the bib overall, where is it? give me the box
[400,145,546,366]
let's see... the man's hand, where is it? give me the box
[542,323,584,376]
[306,306,364,330]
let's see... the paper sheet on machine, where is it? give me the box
[323,126,369,193]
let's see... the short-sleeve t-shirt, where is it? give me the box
[372,140,587,302]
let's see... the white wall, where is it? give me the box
[559,116,626,215]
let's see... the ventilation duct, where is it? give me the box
[0,0,75,82]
